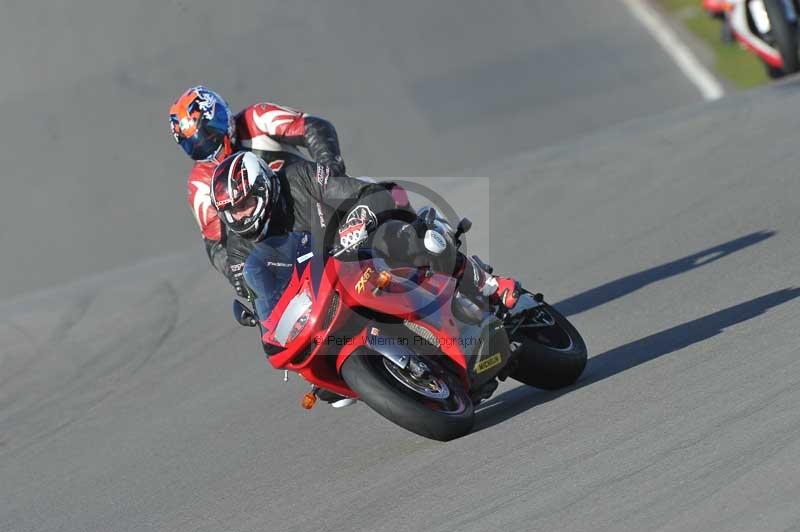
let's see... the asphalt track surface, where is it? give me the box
[0,0,700,300]
[10,2,800,532]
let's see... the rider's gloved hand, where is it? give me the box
[318,155,346,177]
[327,155,346,177]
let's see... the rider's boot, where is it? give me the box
[465,256,521,310]
[482,275,521,310]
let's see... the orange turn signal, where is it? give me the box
[375,271,392,289]
[301,392,317,410]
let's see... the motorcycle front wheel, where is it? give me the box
[341,348,474,441]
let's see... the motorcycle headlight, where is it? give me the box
[274,290,313,346]
[287,309,311,344]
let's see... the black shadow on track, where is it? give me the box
[554,230,776,317]
[473,287,800,434]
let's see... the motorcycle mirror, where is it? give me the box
[233,300,258,327]
[454,218,472,249]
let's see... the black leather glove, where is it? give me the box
[304,116,346,175]
[324,154,346,177]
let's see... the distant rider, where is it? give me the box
[169,86,346,297]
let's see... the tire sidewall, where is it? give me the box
[508,303,588,390]
[764,0,800,73]
[340,349,475,441]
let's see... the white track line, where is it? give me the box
[622,0,725,101]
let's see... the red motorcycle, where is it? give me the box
[234,208,587,441]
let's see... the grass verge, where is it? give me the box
[657,0,770,88]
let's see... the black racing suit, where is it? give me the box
[197,108,346,296]
[241,159,410,328]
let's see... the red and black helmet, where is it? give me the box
[211,152,280,241]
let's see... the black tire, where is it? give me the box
[509,303,587,390]
[766,63,786,78]
[764,0,799,74]
[340,349,474,441]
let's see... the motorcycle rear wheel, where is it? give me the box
[508,302,587,390]
[764,0,800,74]
[341,349,474,441]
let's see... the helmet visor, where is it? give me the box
[230,195,259,222]
[222,195,269,236]
[185,133,224,161]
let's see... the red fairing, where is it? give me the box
[258,256,356,397]
[186,161,223,241]
[258,251,474,395]
[236,102,307,148]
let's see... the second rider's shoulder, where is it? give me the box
[186,160,217,188]
[237,102,304,124]
[235,102,306,140]
[243,102,303,114]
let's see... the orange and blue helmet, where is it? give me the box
[169,86,234,161]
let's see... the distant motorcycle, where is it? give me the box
[234,207,587,441]
[728,0,800,77]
